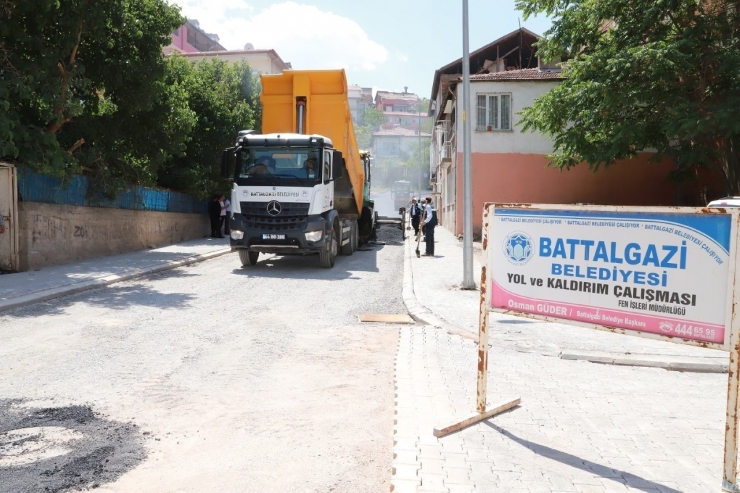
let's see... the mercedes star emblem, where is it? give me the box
[267,200,281,216]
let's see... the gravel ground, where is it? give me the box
[0,225,405,492]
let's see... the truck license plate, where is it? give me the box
[262,234,285,240]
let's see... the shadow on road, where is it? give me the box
[4,275,197,318]
[230,225,404,280]
[483,422,683,493]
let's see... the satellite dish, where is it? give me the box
[244,43,254,50]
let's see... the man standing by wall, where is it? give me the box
[209,195,223,238]
[422,197,437,257]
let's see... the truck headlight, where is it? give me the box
[230,230,244,240]
[305,230,322,242]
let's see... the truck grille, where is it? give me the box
[240,201,310,231]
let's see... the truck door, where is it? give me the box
[321,150,334,211]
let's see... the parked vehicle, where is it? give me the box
[222,70,376,268]
[392,180,413,211]
[708,197,740,208]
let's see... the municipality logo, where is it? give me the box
[503,232,533,266]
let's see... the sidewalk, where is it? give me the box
[0,237,232,312]
[394,224,731,492]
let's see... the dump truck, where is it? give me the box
[221,69,377,268]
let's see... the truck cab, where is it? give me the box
[223,69,376,268]
[227,133,351,267]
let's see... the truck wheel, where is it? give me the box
[350,221,358,252]
[239,250,259,266]
[340,221,353,256]
[358,205,374,245]
[319,225,337,268]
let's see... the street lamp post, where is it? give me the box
[462,0,474,289]
[418,102,422,195]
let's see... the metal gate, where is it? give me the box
[0,163,19,272]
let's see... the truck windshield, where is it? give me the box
[235,148,321,187]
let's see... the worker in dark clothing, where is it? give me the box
[422,197,437,257]
[208,195,223,238]
[409,197,421,236]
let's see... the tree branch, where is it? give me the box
[46,14,85,134]
[68,138,85,154]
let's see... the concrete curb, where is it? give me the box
[401,235,478,342]
[560,352,728,373]
[0,248,233,313]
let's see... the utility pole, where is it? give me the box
[462,0,474,289]
[418,101,422,195]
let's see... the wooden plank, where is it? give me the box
[433,398,521,438]
[358,313,414,324]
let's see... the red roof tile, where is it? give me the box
[467,68,565,81]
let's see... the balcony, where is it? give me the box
[441,142,452,165]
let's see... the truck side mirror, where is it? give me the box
[332,150,344,180]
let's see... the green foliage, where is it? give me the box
[403,140,430,168]
[354,108,387,150]
[0,0,188,194]
[517,0,740,195]
[158,57,260,197]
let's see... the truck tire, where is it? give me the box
[350,220,358,252]
[340,221,353,256]
[358,205,374,245]
[239,250,259,266]
[319,224,337,268]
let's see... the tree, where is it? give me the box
[157,56,260,196]
[516,0,740,195]
[404,140,431,190]
[0,0,189,192]
[354,108,387,149]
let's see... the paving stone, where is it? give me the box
[393,289,725,493]
[391,478,421,493]
[393,463,420,482]
[420,473,448,490]
[443,466,473,485]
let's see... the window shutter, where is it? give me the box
[488,95,498,130]
[500,94,511,130]
[476,95,486,131]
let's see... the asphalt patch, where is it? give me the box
[0,400,145,492]
[375,224,403,246]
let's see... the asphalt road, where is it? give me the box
[371,188,429,219]
[370,190,400,219]
[0,226,405,493]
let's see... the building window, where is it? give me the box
[476,93,512,131]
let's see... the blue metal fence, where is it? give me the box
[17,168,207,214]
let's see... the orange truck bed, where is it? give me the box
[260,69,364,215]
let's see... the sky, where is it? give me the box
[170,0,553,99]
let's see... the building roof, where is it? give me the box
[429,27,541,108]
[372,127,432,137]
[467,68,564,81]
[383,111,431,117]
[184,19,227,51]
[176,48,291,71]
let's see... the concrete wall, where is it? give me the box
[459,80,561,155]
[451,152,679,236]
[18,202,209,271]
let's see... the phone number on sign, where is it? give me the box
[659,322,715,339]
